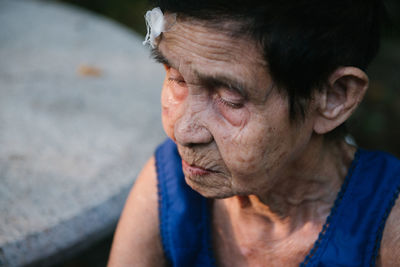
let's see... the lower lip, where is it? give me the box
[181,160,211,176]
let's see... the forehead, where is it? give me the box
[157,16,271,96]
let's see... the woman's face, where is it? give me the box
[156,18,315,199]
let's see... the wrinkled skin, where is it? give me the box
[158,17,327,204]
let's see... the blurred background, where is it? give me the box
[3,0,398,266]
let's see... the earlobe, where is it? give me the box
[313,67,369,134]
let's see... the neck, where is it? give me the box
[222,135,356,230]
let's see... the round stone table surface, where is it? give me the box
[0,0,165,266]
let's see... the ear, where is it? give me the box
[313,67,368,134]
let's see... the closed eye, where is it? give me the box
[217,97,244,109]
[168,77,186,86]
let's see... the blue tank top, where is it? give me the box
[155,139,400,267]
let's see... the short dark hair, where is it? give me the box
[153,0,385,132]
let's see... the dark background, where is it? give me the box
[50,0,400,266]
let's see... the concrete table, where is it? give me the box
[0,0,165,266]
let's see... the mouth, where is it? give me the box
[181,159,216,176]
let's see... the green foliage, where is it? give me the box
[60,0,150,36]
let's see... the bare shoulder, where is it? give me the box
[378,194,400,266]
[108,156,166,267]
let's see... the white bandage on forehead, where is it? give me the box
[143,7,164,48]
[143,7,176,48]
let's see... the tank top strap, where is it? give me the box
[304,149,400,266]
[155,139,216,267]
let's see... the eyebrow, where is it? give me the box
[151,48,173,68]
[151,47,248,98]
[195,72,248,98]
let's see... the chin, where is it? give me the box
[184,176,234,199]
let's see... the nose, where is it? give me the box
[174,103,213,146]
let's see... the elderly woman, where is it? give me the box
[108,0,400,266]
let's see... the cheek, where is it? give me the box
[219,114,291,178]
[161,75,188,140]
[216,103,249,127]
[223,127,290,192]
[227,133,270,172]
